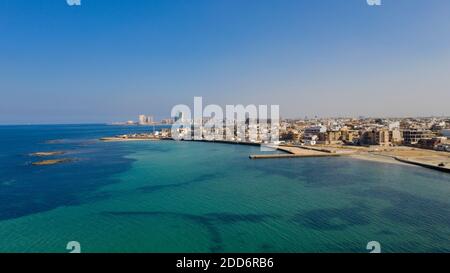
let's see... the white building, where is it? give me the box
[138,115,154,125]
[388,121,400,131]
[304,125,327,135]
[139,115,147,125]
[304,135,318,146]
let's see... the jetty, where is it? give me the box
[100,133,162,142]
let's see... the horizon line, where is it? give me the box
[1,116,450,126]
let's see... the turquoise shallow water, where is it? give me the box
[0,125,449,253]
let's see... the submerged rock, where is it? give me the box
[32,158,74,166]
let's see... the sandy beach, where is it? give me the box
[334,146,450,171]
[273,144,449,172]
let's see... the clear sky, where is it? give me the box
[1,0,449,124]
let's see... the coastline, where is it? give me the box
[100,137,163,142]
[99,135,449,172]
[192,141,450,172]
[348,153,411,166]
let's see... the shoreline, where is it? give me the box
[190,140,450,172]
[348,153,411,166]
[100,137,165,142]
[100,136,449,173]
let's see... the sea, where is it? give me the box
[0,124,449,253]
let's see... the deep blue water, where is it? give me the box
[0,124,159,220]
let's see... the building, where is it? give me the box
[304,125,327,135]
[374,129,390,146]
[318,130,342,145]
[303,125,326,145]
[139,115,147,125]
[389,129,403,145]
[388,121,400,131]
[161,118,174,125]
[138,115,154,125]
[280,130,300,143]
[402,129,434,145]
[417,137,447,150]
[360,129,390,146]
[340,128,359,144]
[435,143,450,152]
[304,134,318,146]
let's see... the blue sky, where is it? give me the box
[1,0,449,124]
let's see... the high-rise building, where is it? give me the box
[138,115,154,125]
[139,115,147,125]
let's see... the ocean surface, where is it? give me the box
[0,124,449,253]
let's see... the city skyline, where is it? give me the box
[1,0,450,124]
